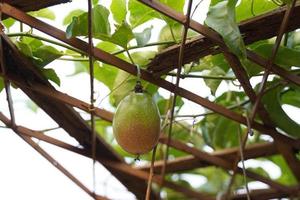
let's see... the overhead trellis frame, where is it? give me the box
[0,0,299,199]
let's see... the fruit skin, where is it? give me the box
[113,92,161,155]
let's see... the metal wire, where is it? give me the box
[160,0,194,189]
[87,0,97,198]
[145,145,157,200]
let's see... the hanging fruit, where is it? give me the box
[113,78,161,155]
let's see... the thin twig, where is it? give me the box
[191,0,205,18]
[167,71,273,80]
[145,145,157,200]
[0,22,16,128]
[238,125,251,200]
[167,73,236,80]
[223,97,252,200]
[7,32,83,54]
[87,0,97,198]
[7,33,176,60]
[160,0,194,188]
[112,41,176,55]
[223,170,238,200]
[125,49,136,65]
[251,0,256,17]
[169,99,250,118]
[36,126,61,132]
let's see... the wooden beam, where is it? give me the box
[232,187,300,200]
[1,3,298,149]
[3,0,70,13]
[138,141,278,173]
[159,137,293,193]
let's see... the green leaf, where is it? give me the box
[111,71,136,106]
[96,41,120,53]
[95,120,114,143]
[281,88,300,108]
[241,58,262,77]
[110,0,127,24]
[159,23,182,42]
[106,22,134,48]
[66,5,111,39]
[16,40,62,69]
[159,0,185,13]
[22,37,44,51]
[131,51,156,66]
[205,0,246,58]
[203,66,226,95]
[262,84,300,138]
[247,167,270,179]
[158,0,185,26]
[63,9,85,25]
[16,41,33,57]
[287,31,300,48]
[189,54,229,73]
[128,0,156,28]
[95,62,119,90]
[236,0,277,22]
[32,45,63,67]
[25,100,39,113]
[158,23,197,51]
[200,115,240,149]
[128,0,184,28]
[197,167,229,194]
[29,8,56,20]
[40,68,60,86]
[269,155,297,185]
[215,91,247,108]
[110,60,157,106]
[156,94,184,115]
[71,61,89,76]
[252,43,300,69]
[281,0,292,5]
[2,18,16,29]
[134,26,153,47]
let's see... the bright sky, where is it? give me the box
[0,0,299,200]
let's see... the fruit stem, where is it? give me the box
[134,154,140,162]
[134,80,144,93]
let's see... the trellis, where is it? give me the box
[0,0,300,199]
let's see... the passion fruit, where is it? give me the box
[112,91,161,155]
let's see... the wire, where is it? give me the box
[159,0,194,189]
[87,0,97,198]
[238,126,251,200]
[145,145,157,200]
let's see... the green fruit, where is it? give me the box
[113,92,161,155]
